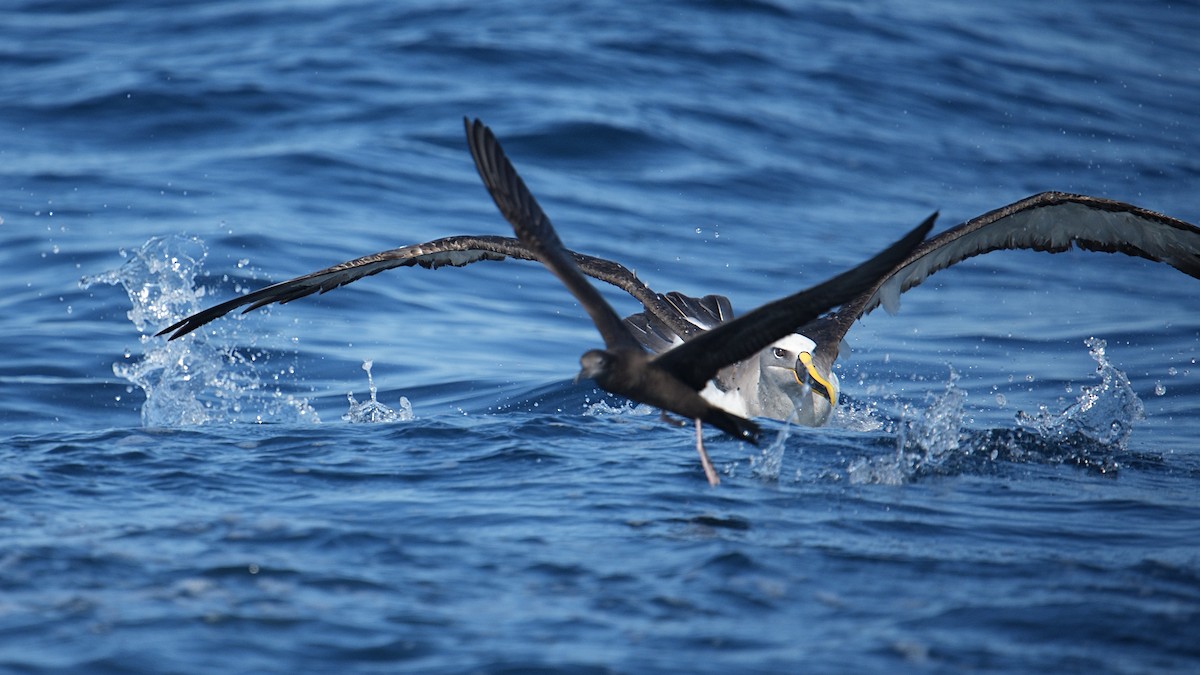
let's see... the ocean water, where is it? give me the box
[3,0,1200,672]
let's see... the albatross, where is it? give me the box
[625,191,1200,426]
[461,117,931,484]
[158,131,1200,430]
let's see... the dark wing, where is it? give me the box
[156,232,687,340]
[464,117,642,352]
[158,235,513,339]
[623,292,735,354]
[653,213,935,391]
[813,191,1200,354]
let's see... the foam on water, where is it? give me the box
[81,236,318,427]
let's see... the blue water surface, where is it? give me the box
[3,0,1200,672]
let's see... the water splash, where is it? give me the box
[750,411,800,482]
[1016,337,1145,447]
[82,235,318,427]
[848,370,965,485]
[83,234,210,334]
[343,361,414,423]
[847,339,1147,483]
[582,395,654,417]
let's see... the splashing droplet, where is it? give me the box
[1015,338,1144,448]
[344,361,414,423]
[82,235,318,426]
[849,370,965,485]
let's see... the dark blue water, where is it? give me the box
[4,1,1200,672]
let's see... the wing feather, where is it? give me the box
[653,214,934,390]
[464,117,641,352]
[815,192,1200,352]
[157,230,688,341]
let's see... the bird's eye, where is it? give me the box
[772,347,788,359]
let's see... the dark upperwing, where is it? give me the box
[650,214,935,391]
[156,235,694,341]
[463,117,644,352]
[805,191,1200,367]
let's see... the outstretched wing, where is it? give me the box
[653,213,935,391]
[158,235,515,339]
[464,117,642,352]
[156,232,688,340]
[813,191,1200,355]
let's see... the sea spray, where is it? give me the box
[750,411,799,482]
[847,369,966,485]
[1015,337,1145,447]
[343,360,414,423]
[846,339,1146,483]
[82,235,318,426]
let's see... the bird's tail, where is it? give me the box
[706,409,761,446]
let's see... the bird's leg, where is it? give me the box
[695,418,720,486]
